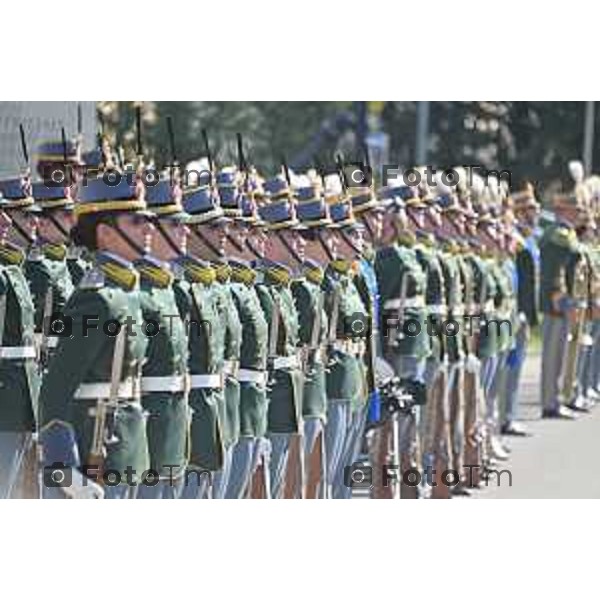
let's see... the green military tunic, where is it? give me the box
[137,258,189,480]
[0,243,39,431]
[256,263,303,434]
[375,238,431,360]
[438,241,464,363]
[291,263,329,421]
[490,258,515,354]
[324,260,368,410]
[540,221,583,315]
[229,260,269,438]
[173,257,225,472]
[476,256,500,358]
[213,263,243,450]
[24,243,74,333]
[415,236,445,362]
[38,252,150,481]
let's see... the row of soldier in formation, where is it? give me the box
[0,128,597,499]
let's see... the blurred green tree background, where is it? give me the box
[98,101,595,199]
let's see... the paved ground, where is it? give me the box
[354,352,600,499]
[469,352,600,499]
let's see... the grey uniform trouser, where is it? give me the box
[541,315,570,412]
[501,318,529,425]
[225,437,271,499]
[333,403,369,499]
[590,320,600,392]
[325,399,352,498]
[576,319,600,397]
[0,432,34,499]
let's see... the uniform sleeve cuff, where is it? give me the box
[39,420,80,468]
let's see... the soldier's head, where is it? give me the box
[73,168,154,261]
[145,178,190,261]
[0,176,39,249]
[553,192,585,227]
[35,136,83,207]
[477,214,501,255]
[511,182,540,233]
[375,182,410,246]
[328,199,364,260]
[296,191,336,264]
[347,186,384,246]
[32,181,78,247]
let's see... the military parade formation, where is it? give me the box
[1,110,600,500]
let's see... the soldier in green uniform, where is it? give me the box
[255,175,305,499]
[136,177,191,499]
[38,157,155,499]
[577,198,600,404]
[0,178,41,498]
[28,181,77,368]
[186,166,244,498]
[293,174,334,498]
[34,138,90,287]
[476,208,511,459]
[349,182,397,499]
[222,173,270,499]
[173,171,230,499]
[323,176,369,499]
[375,179,429,499]
[411,186,452,497]
[539,193,588,419]
[488,214,519,453]
[571,208,596,410]
[433,186,473,493]
[176,166,242,498]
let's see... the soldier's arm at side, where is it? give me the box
[291,283,312,345]
[24,260,52,332]
[38,291,111,467]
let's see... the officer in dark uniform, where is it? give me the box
[0,179,41,498]
[136,176,191,499]
[38,152,155,499]
[539,192,588,419]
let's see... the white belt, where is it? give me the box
[223,360,239,378]
[74,378,139,400]
[47,337,60,348]
[384,296,425,310]
[0,346,37,360]
[142,375,187,393]
[483,300,495,313]
[428,304,447,315]
[451,304,465,316]
[238,369,268,385]
[272,355,301,370]
[331,340,366,357]
[189,374,223,389]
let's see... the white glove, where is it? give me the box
[61,467,105,500]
